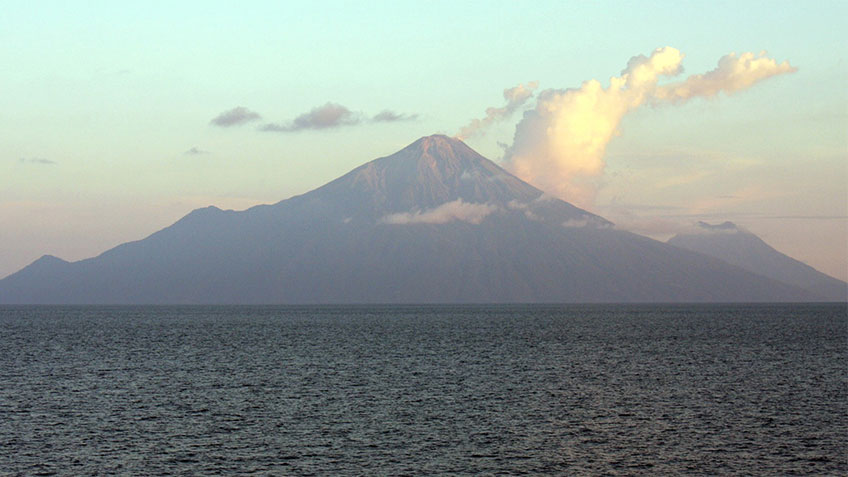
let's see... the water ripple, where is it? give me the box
[0,304,845,475]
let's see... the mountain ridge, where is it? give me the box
[669,221,847,301]
[0,135,823,304]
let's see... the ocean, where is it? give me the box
[1,304,845,475]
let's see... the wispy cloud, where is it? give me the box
[372,110,418,122]
[562,217,612,229]
[685,221,746,234]
[210,106,262,127]
[259,103,419,132]
[19,157,56,165]
[501,47,797,209]
[653,51,797,103]
[456,81,539,140]
[184,147,209,155]
[380,199,499,225]
[260,102,360,132]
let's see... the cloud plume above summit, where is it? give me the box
[456,81,539,140]
[500,47,797,208]
[654,52,797,103]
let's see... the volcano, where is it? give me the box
[0,135,818,303]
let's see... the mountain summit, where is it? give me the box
[0,136,819,304]
[280,134,608,226]
[315,134,543,211]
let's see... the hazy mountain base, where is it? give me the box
[669,223,847,301]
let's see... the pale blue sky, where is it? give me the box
[2,1,846,280]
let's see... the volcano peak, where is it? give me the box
[309,134,545,214]
[399,134,476,164]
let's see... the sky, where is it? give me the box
[2,0,846,281]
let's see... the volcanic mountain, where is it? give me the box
[668,221,847,301]
[0,135,819,303]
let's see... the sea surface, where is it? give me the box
[0,304,845,475]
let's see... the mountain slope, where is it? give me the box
[668,222,847,301]
[0,135,816,304]
[256,135,608,227]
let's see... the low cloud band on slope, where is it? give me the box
[380,199,499,225]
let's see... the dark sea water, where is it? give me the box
[0,304,845,476]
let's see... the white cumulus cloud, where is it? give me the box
[501,47,796,209]
[654,51,797,103]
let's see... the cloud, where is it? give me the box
[372,110,418,122]
[380,199,499,225]
[562,218,593,228]
[654,52,797,103]
[460,170,510,183]
[260,102,360,132]
[19,157,56,165]
[688,221,745,234]
[210,107,262,127]
[184,147,209,155]
[456,81,539,140]
[501,47,796,209]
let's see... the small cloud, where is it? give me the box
[563,216,613,229]
[380,199,500,225]
[184,147,209,155]
[456,81,539,140]
[523,210,543,221]
[460,170,482,181]
[689,221,745,234]
[19,157,56,165]
[654,51,797,103]
[260,102,360,132]
[210,106,262,127]
[533,193,558,203]
[372,110,418,122]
